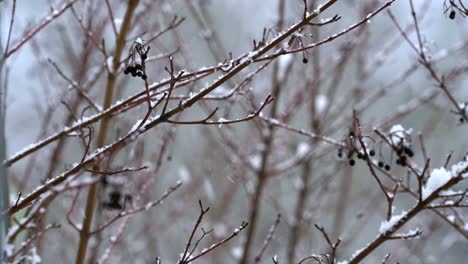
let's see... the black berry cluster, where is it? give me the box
[394,142,414,167]
[387,126,414,168]
[453,102,467,124]
[124,38,150,81]
[102,190,123,210]
[102,190,132,210]
[377,160,392,171]
[337,130,377,167]
[124,63,147,80]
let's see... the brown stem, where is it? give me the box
[239,1,286,263]
[75,1,139,263]
[347,166,468,263]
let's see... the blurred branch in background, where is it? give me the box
[0,1,9,261]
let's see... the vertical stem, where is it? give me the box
[0,71,7,264]
[286,161,312,264]
[74,1,139,263]
[286,10,321,261]
[0,8,9,261]
[239,1,285,263]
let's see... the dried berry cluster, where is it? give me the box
[342,148,377,167]
[102,189,132,210]
[101,175,132,210]
[388,126,414,168]
[453,102,467,124]
[337,128,417,172]
[124,63,147,80]
[377,160,392,171]
[337,131,377,167]
[124,37,150,80]
[102,190,124,210]
[394,141,414,167]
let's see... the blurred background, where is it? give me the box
[1,0,468,263]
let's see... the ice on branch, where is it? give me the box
[218,117,228,128]
[379,210,407,234]
[422,167,452,199]
[389,124,412,146]
[394,228,422,239]
[422,158,468,199]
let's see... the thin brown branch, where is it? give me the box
[167,94,273,125]
[255,214,281,263]
[4,0,79,58]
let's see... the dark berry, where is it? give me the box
[337,152,343,158]
[101,176,108,186]
[460,117,465,123]
[378,161,384,168]
[134,64,142,70]
[131,71,137,77]
[109,191,121,203]
[141,74,147,80]
[405,148,414,157]
[349,159,355,166]
[403,147,410,155]
[384,164,391,171]
[396,148,403,156]
[369,150,376,156]
[137,71,143,77]
[449,10,456,20]
[141,54,148,60]
[125,66,135,74]
[357,153,363,159]
[302,57,308,64]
